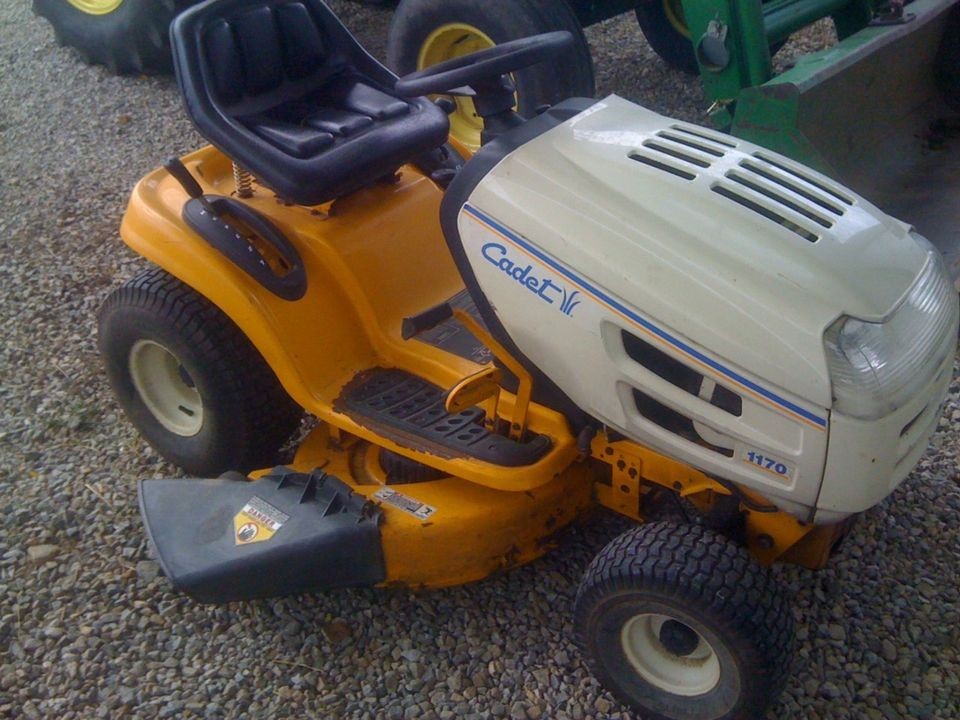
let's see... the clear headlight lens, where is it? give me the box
[824,249,959,420]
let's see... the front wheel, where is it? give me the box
[574,522,793,720]
[98,268,302,476]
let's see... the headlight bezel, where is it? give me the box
[824,248,959,420]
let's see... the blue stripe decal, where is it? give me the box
[463,203,827,429]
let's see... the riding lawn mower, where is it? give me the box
[96,0,959,718]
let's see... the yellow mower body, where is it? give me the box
[120,144,836,589]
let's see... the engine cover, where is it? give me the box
[456,95,932,516]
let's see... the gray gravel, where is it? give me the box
[1,3,959,719]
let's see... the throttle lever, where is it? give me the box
[164,157,217,215]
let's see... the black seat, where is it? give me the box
[171,0,450,205]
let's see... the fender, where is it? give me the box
[118,147,466,418]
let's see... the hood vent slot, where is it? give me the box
[751,152,854,207]
[711,184,820,243]
[727,171,834,228]
[739,160,845,216]
[669,124,737,148]
[632,388,736,458]
[655,130,725,157]
[630,124,732,178]
[642,139,712,168]
[629,152,696,180]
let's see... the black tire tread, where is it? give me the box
[936,5,960,111]
[32,0,181,74]
[574,521,793,718]
[100,267,301,472]
[387,0,595,113]
[634,0,699,75]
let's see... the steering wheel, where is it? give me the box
[394,31,574,98]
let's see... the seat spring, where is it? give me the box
[233,162,254,198]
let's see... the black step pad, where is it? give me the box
[338,368,551,467]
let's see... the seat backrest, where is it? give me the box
[171,0,450,205]
[202,3,329,106]
[174,0,398,118]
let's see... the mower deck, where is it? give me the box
[140,421,594,601]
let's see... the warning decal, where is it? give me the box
[234,496,290,545]
[373,488,436,520]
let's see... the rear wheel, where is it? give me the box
[635,0,700,74]
[33,0,182,74]
[574,522,793,720]
[388,0,594,150]
[98,268,302,475]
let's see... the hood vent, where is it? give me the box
[726,171,834,229]
[629,152,696,180]
[668,124,737,149]
[642,139,712,168]
[710,152,854,243]
[622,330,742,417]
[629,126,728,180]
[655,130,725,158]
[632,388,735,459]
[749,152,853,208]
[711,184,820,242]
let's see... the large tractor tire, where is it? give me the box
[635,0,701,74]
[387,0,595,150]
[33,0,185,74]
[936,4,960,111]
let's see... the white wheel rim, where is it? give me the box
[620,613,721,697]
[129,340,204,437]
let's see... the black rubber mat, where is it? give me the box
[338,368,551,467]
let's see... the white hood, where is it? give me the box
[466,95,930,406]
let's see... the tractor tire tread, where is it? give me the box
[32,0,179,75]
[574,521,794,709]
[100,267,301,473]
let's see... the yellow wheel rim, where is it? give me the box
[417,23,498,151]
[663,0,691,39]
[67,0,124,14]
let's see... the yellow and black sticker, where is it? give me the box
[373,487,436,520]
[233,496,290,546]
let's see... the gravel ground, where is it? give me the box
[1,3,959,719]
